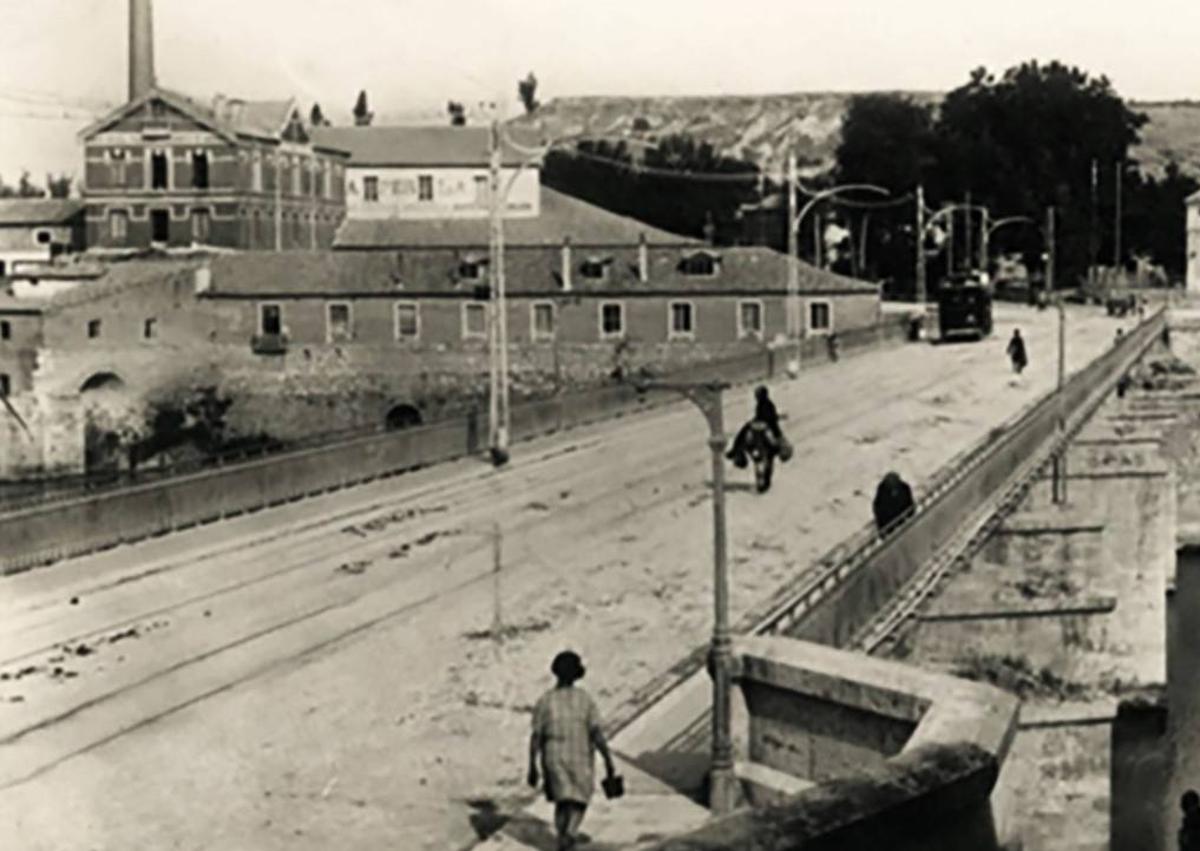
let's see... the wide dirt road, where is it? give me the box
[0,304,1130,850]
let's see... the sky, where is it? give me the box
[2,0,1199,183]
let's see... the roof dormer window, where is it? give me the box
[680,250,719,277]
[580,256,613,280]
[458,254,489,281]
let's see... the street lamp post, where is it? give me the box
[784,161,888,369]
[635,378,738,816]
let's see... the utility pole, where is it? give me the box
[915,185,926,303]
[274,152,283,251]
[786,151,799,346]
[310,158,318,250]
[1047,204,1067,505]
[964,192,973,272]
[491,521,503,641]
[1089,158,1099,287]
[947,208,955,276]
[1114,159,1123,268]
[980,207,989,275]
[487,119,509,466]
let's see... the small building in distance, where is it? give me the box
[311,125,537,222]
[0,199,86,277]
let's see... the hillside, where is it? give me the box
[512,93,1200,179]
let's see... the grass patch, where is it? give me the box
[952,652,1089,701]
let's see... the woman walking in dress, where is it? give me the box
[528,650,617,850]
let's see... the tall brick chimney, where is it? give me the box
[129,0,156,102]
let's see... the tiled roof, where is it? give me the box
[0,199,84,225]
[335,187,699,248]
[38,259,202,311]
[201,245,878,298]
[80,87,307,146]
[310,125,537,167]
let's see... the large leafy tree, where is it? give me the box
[933,62,1147,285]
[835,94,937,194]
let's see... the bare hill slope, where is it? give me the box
[512,93,1200,179]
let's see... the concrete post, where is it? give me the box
[1167,536,1200,834]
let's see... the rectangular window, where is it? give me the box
[191,151,209,189]
[143,318,157,339]
[363,176,379,202]
[669,301,695,339]
[87,319,101,339]
[462,303,487,340]
[326,302,353,343]
[600,302,625,339]
[151,150,168,189]
[0,374,9,398]
[109,210,129,240]
[394,302,420,340]
[418,174,434,201]
[292,158,302,195]
[191,208,211,242]
[259,303,282,336]
[0,320,9,340]
[738,300,764,338]
[150,209,170,243]
[808,300,832,333]
[111,149,127,184]
[252,155,263,192]
[531,302,555,341]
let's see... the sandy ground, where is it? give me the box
[0,304,1129,850]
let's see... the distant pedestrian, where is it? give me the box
[1180,790,1200,851]
[827,332,840,362]
[1006,329,1028,375]
[529,651,618,851]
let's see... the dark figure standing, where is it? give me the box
[1007,329,1028,375]
[873,472,916,535]
[727,386,784,467]
[1180,790,1200,851]
[528,651,617,851]
[827,332,840,362]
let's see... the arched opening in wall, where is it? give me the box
[80,372,125,393]
[79,372,134,476]
[385,404,423,431]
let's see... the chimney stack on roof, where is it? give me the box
[638,232,649,282]
[128,0,156,102]
[561,236,572,292]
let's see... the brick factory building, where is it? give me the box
[77,0,349,253]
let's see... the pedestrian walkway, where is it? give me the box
[477,756,711,850]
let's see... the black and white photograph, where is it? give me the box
[1,1,1199,848]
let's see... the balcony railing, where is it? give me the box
[250,333,288,355]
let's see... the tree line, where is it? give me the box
[538,60,1198,294]
[833,61,1198,294]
